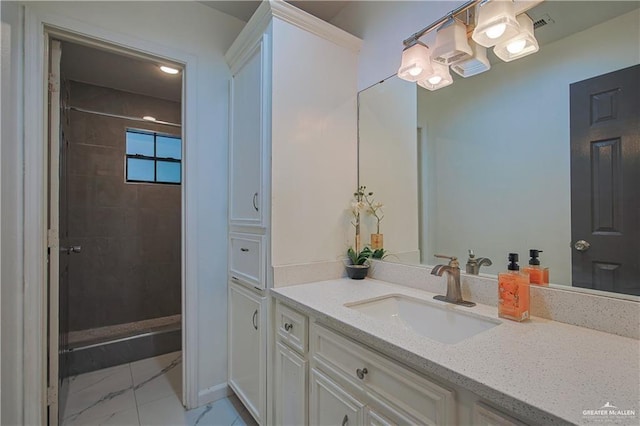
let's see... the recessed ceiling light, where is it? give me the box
[160,65,180,75]
[142,116,157,122]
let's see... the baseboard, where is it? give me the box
[197,382,233,406]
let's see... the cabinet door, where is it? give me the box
[228,282,265,423]
[275,342,307,426]
[229,39,265,226]
[310,368,364,426]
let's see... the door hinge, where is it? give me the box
[47,386,58,406]
[48,73,60,93]
[47,229,59,248]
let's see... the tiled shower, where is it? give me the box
[63,79,182,375]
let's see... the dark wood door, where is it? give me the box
[570,64,639,296]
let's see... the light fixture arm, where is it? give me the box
[402,0,481,47]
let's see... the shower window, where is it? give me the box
[125,130,181,184]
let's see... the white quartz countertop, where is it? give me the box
[271,278,640,426]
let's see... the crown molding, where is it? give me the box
[225,0,361,69]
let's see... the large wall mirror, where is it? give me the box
[358,1,639,299]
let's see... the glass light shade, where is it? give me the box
[472,0,520,48]
[432,18,472,65]
[397,42,434,82]
[451,40,491,78]
[494,14,539,62]
[418,62,453,91]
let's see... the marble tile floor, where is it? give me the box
[61,351,257,426]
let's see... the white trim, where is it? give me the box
[269,0,361,52]
[197,383,233,407]
[22,7,201,422]
[225,0,361,67]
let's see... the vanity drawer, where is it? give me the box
[276,302,308,353]
[473,402,527,426]
[229,233,265,289]
[311,324,455,425]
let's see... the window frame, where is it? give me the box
[125,128,182,185]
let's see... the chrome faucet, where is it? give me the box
[465,249,492,275]
[431,254,476,307]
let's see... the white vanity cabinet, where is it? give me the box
[228,281,266,423]
[272,299,533,426]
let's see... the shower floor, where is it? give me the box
[68,314,181,348]
[66,314,181,376]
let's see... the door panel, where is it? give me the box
[275,342,307,426]
[47,39,62,426]
[570,64,640,295]
[309,368,364,426]
[228,282,265,423]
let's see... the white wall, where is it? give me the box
[331,1,463,90]
[270,18,359,265]
[418,9,640,284]
[1,2,24,424]
[358,76,419,261]
[3,0,244,416]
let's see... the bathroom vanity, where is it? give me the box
[271,278,639,425]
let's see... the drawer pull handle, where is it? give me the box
[252,309,258,330]
[341,415,348,426]
[284,322,293,332]
[356,367,368,380]
[240,248,249,252]
[252,192,259,212]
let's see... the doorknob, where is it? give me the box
[574,240,591,252]
[60,245,82,254]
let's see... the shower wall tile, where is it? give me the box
[67,81,181,331]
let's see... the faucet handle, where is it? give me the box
[434,254,459,267]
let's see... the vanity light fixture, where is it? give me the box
[418,62,453,91]
[432,18,473,65]
[160,65,180,75]
[494,14,539,62]
[451,40,491,77]
[397,41,434,82]
[142,116,157,122]
[472,0,520,47]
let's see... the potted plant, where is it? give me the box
[345,246,372,280]
[362,188,384,250]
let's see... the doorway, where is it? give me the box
[570,64,640,296]
[48,36,184,424]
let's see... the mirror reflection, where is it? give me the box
[358,1,639,297]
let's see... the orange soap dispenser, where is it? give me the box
[523,249,549,286]
[498,253,530,322]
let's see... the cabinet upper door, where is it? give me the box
[229,39,266,226]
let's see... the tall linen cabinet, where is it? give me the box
[225,1,361,424]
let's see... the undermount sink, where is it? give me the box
[345,294,500,344]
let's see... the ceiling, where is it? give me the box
[60,41,183,102]
[59,1,638,102]
[200,1,351,23]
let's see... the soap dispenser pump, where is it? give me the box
[498,253,530,322]
[523,249,549,286]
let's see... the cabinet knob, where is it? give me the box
[341,414,348,426]
[356,367,368,380]
[284,322,293,332]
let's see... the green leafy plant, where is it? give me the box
[347,246,373,266]
[370,248,387,260]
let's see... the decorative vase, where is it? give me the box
[371,233,383,249]
[345,263,370,280]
